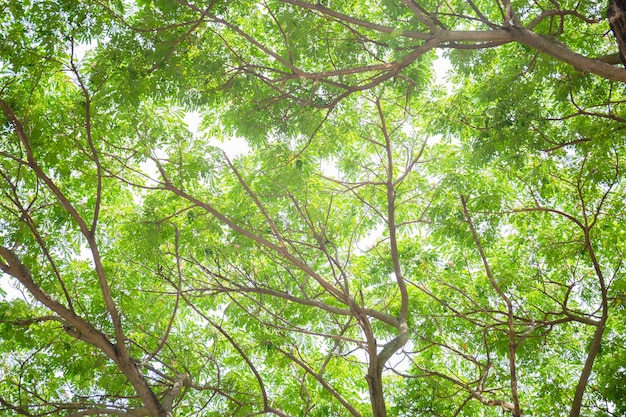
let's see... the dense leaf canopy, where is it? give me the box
[1,1,625,416]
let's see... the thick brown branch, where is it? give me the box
[0,98,128,363]
[0,247,167,417]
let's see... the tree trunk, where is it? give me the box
[366,366,387,417]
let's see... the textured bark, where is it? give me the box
[608,0,626,66]
[366,369,388,417]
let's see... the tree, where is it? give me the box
[0,1,625,416]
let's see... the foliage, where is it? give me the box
[0,1,625,417]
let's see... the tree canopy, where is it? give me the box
[1,1,625,416]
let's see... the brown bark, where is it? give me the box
[270,2,626,83]
[0,98,171,417]
[0,247,169,417]
[569,229,610,417]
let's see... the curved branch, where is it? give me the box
[0,99,129,361]
[0,246,167,417]
[460,196,521,416]
[509,26,626,82]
